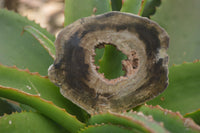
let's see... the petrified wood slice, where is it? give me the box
[48,11,169,114]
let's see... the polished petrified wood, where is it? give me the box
[48,11,169,114]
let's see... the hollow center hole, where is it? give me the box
[94,44,127,80]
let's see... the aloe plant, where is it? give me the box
[0,0,200,132]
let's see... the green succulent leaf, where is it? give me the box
[121,0,146,15]
[111,0,122,11]
[88,112,168,133]
[0,64,89,122]
[151,0,200,65]
[0,98,21,116]
[98,45,127,79]
[0,86,85,133]
[138,0,148,16]
[142,0,161,17]
[94,48,104,66]
[79,124,132,133]
[64,0,111,26]
[0,9,55,76]
[0,112,67,133]
[19,103,36,112]
[136,105,200,133]
[23,26,56,59]
[185,109,200,126]
[148,61,200,115]
[123,111,168,132]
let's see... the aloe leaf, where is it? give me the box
[94,48,104,66]
[79,124,132,133]
[185,109,200,126]
[88,112,168,132]
[0,9,55,76]
[142,0,161,17]
[0,112,67,133]
[98,45,127,79]
[138,0,148,16]
[136,105,200,133]
[23,26,56,59]
[0,64,89,122]
[64,0,111,26]
[0,98,21,116]
[19,103,36,112]
[148,61,200,115]
[111,0,122,11]
[121,0,145,15]
[151,0,200,65]
[124,111,168,132]
[0,86,85,133]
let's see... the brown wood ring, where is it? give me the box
[48,11,169,114]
